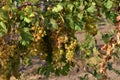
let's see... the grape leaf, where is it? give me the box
[50,18,58,29]
[52,3,63,12]
[24,17,31,23]
[20,28,33,46]
[0,22,7,32]
[0,22,7,36]
[87,2,96,13]
[104,0,113,9]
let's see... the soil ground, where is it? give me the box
[10,23,120,80]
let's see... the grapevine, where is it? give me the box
[0,0,120,80]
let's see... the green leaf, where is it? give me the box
[21,32,33,41]
[50,18,58,29]
[104,0,113,9]
[24,17,31,23]
[106,12,117,23]
[0,22,7,32]
[79,74,88,80]
[87,2,96,13]
[20,28,33,46]
[55,69,60,76]
[67,3,74,12]
[22,27,29,32]
[96,73,103,80]
[102,33,111,43]
[0,22,7,37]
[66,14,74,29]
[77,13,83,20]
[60,64,70,76]
[75,24,81,31]
[56,3,63,11]
[107,62,112,70]
[20,15,24,20]
[38,64,54,77]
[52,3,63,12]
[20,40,29,46]
[23,57,31,66]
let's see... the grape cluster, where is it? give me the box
[84,16,98,36]
[52,49,65,69]
[31,26,46,42]
[0,43,20,80]
[51,28,78,69]
[0,25,48,80]
[27,41,41,56]
[21,26,48,59]
[27,39,47,58]
[65,38,77,62]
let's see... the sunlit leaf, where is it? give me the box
[24,17,31,23]
[52,3,63,12]
[87,2,96,13]
[77,13,83,20]
[67,3,74,12]
[104,0,113,9]
[75,24,81,31]
[29,12,35,17]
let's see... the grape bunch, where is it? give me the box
[27,39,48,58]
[0,43,20,80]
[51,27,78,69]
[31,26,46,42]
[84,16,98,36]
[25,26,48,57]
[65,38,77,62]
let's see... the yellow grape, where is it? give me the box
[66,50,74,62]
[85,23,97,36]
